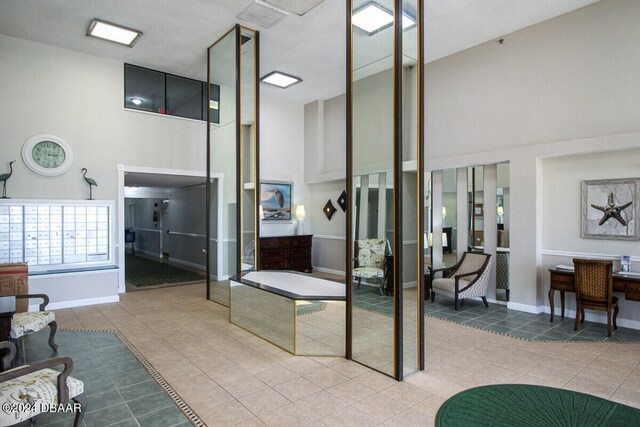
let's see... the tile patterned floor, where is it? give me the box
[49,282,640,427]
[15,331,190,427]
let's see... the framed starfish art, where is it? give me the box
[581,178,640,240]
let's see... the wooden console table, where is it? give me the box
[259,235,313,273]
[548,268,640,322]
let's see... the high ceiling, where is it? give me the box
[0,0,599,104]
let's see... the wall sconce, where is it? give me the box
[295,205,306,235]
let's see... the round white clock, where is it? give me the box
[22,134,74,176]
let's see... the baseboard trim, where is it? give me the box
[168,257,206,271]
[506,301,543,314]
[30,295,120,311]
[313,266,345,276]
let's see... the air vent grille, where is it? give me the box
[237,1,288,29]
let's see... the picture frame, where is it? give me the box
[474,203,484,217]
[260,181,292,221]
[581,178,640,240]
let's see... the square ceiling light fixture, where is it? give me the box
[260,71,302,89]
[352,2,416,35]
[87,19,142,47]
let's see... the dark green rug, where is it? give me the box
[436,384,640,427]
[18,330,202,427]
[125,254,206,287]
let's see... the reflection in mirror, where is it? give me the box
[402,0,419,376]
[240,28,258,271]
[424,171,432,265]
[496,162,510,301]
[468,166,484,249]
[442,169,457,265]
[208,28,237,306]
[351,0,396,377]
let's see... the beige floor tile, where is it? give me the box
[259,402,318,427]
[380,382,432,407]
[179,385,234,413]
[199,400,255,427]
[325,379,376,404]
[238,388,290,415]
[381,407,434,426]
[273,377,322,401]
[295,391,349,419]
[219,373,269,399]
[304,367,349,389]
[254,365,300,387]
[352,392,408,422]
[563,376,619,399]
[318,405,379,427]
[352,371,398,392]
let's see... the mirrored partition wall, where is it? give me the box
[206,25,260,306]
[426,162,510,304]
[348,0,424,380]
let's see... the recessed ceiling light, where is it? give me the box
[131,98,143,105]
[352,3,393,34]
[87,19,142,47]
[260,71,302,89]
[352,3,416,35]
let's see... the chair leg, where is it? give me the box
[607,311,612,337]
[613,305,619,330]
[481,297,489,308]
[580,308,585,324]
[378,278,384,296]
[454,295,459,311]
[357,277,361,289]
[72,393,88,427]
[574,303,580,332]
[48,321,58,352]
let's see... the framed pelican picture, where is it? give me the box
[581,178,640,240]
[260,181,292,221]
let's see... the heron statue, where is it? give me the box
[81,168,98,200]
[0,161,16,199]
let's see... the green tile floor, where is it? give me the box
[353,283,640,342]
[14,331,191,427]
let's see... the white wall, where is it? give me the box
[260,93,307,237]
[422,0,640,320]
[541,148,640,325]
[308,180,346,274]
[0,35,206,306]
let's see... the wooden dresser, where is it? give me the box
[259,235,313,273]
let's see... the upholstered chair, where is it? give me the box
[10,294,58,352]
[573,258,618,337]
[353,239,387,295]
[430,252,492,310]
[0,341,87,426]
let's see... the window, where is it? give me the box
[124,64,220,123]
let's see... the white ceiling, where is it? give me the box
[0,0,599,104]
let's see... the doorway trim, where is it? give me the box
[117,164,224,294]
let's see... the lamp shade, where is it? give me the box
[497,206,504,215]
[442,206,447,217]
[295,205,306,219]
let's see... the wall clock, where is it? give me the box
[22,134,74,176]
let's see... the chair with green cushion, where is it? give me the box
[0,341,87,426]
[10,294,58,353]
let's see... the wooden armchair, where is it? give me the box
[573,258,619,337]
[0,341,87,426]
[10,294,58,352]
[430,252,492,310]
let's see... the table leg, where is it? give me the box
[548,288,555,322]
[560,291,565,320]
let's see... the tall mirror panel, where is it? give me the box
[350,0,396,377]
[207,28,238,306]
[240,28,259,271]
[468,166,485,250]
[402,0,421,376]
[496,162,510,301]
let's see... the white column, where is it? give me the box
[359,175,369,239]
[378,172,387,240]
[432,170,443,266]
